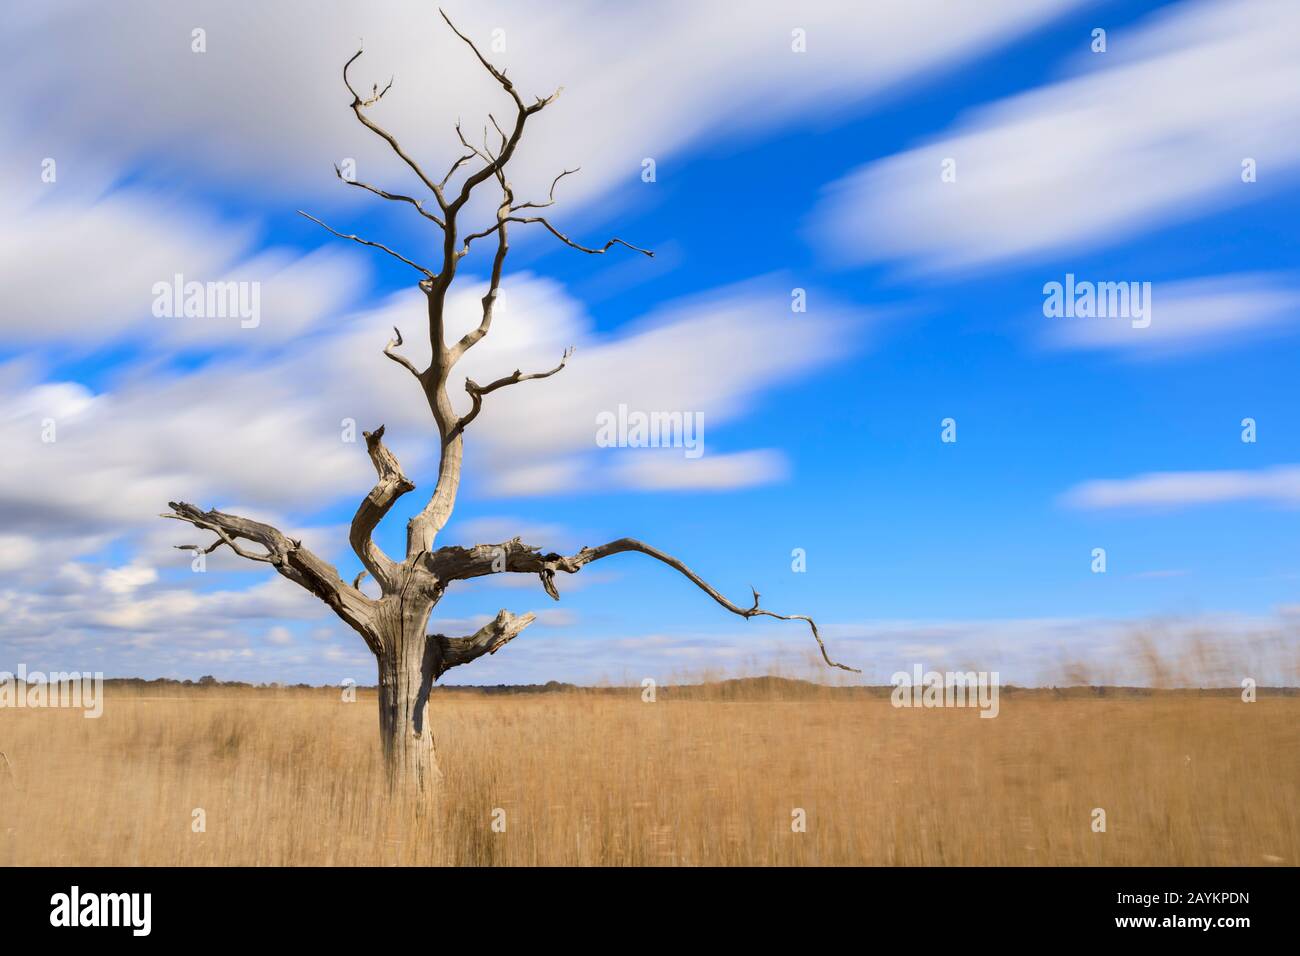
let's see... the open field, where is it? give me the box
[1,683,1297,866]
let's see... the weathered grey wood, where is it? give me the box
[350,425,415,593]
[431,610,536,678]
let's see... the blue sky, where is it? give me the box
[3,0,1298,686]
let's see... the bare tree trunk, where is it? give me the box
[373,597,441,797]
[370,601,542,798]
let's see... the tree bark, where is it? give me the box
[372,595,442,797]
[372,602,539,797]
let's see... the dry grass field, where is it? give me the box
[2,679,1296,866]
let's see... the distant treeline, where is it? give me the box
[92,675,1299,699]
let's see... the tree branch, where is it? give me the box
[426,537,858,673]
[349,426,416,592]
[438,10,562,123]
[429,609,536,678]
[334,164,445,228]
[174,530,274,563]
[448,180,514,360]
[460,214,653,259]
[382,326,423,379]
[438,9,562,218]
[403,11,562,552]
[510,215,654,257]
[440,147,479,189]
[163,502,381,654]
[298,211,435,278]
[342,49,448,209]
[449,346,573,439]
[511,167,580,211]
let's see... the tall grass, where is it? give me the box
[1,680,1295,865]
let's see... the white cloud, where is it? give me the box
[100,563,158,595]
[444,276,857,494]
[812,0,1300,273]
[0,560,329,671]
[7,1,1083,225]
[483,459,585,498]
[0,359,372,537]
[0,178,368,347]
[5,381,97,421]
[0,0,1084,357]
[0,270,856,566]
[1043,273,1300,354]
[614,449,788,491]
[1062,465,1300,510]
[0,534,41,573]
[266,626,295,646]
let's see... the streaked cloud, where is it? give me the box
[0,269,859,557]
[6,0,1085,222]
[811,0,1300,273]
[1043,273,1300,355]
[613,449,788,492]
[1063,465,1300,510]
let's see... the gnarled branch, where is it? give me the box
[509,215,654,257]
[382,326,422,380]
[425,537,858,672]
[511,167,580,211]
[449,346,573,439]
[173,528,274,564]
[430,609,536,679]
[342,48,448,209]
[439,16,561,221]
[350,425,416,592]
[164,502,380,654]
[460,214,653,259]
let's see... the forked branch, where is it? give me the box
[430,609,536,678]
[342,48,447,207]
[350,426,416,591]
[383,326,422,380]
[511,167,580,211]
[461,213,653,258]
[516,215,654,257]
[163,502,379,652]
[449,346,574,439]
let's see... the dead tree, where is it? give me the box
[164,12,856,797]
